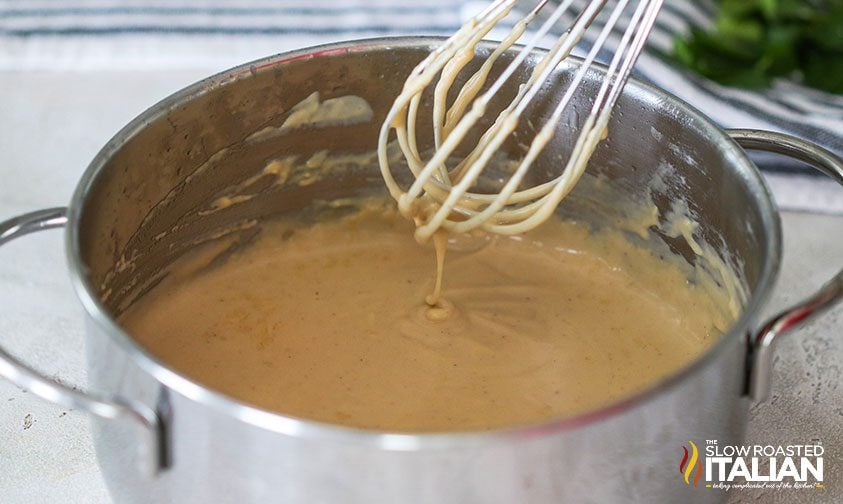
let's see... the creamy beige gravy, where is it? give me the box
[121,199,733,432]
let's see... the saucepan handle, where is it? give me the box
[0,207,164,476]
[727,129,843,402]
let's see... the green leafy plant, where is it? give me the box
[673,0,843,94]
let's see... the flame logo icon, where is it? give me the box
[679,440,703,487]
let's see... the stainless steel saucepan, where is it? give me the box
[1,38,841,503]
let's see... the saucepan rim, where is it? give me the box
[64,36,781,449]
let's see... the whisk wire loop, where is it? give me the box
[378,0,663,242]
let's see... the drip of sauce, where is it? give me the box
[425,231,448,309]
[121,199,736,432]
[378,16,615,304]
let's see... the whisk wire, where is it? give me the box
[397,1,579,217]
[378,0,663,241]
[428,0,633,237]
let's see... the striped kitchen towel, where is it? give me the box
[1,0,840,213]
[510,0,843,214]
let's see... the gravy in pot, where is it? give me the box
[120,198,735,431]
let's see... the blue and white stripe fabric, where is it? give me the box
[506,0,843,213]
[0,1,462,70]
[512,1,843,181]
[1,0,840,212]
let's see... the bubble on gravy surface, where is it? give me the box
[120,190,741,432]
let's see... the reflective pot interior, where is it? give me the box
[74,39,776,411]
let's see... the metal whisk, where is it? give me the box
[378,0,663,243]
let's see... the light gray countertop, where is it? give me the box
[0,70,841,503]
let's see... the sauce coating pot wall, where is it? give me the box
[77,43,769,314]
[0,38,840,504]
